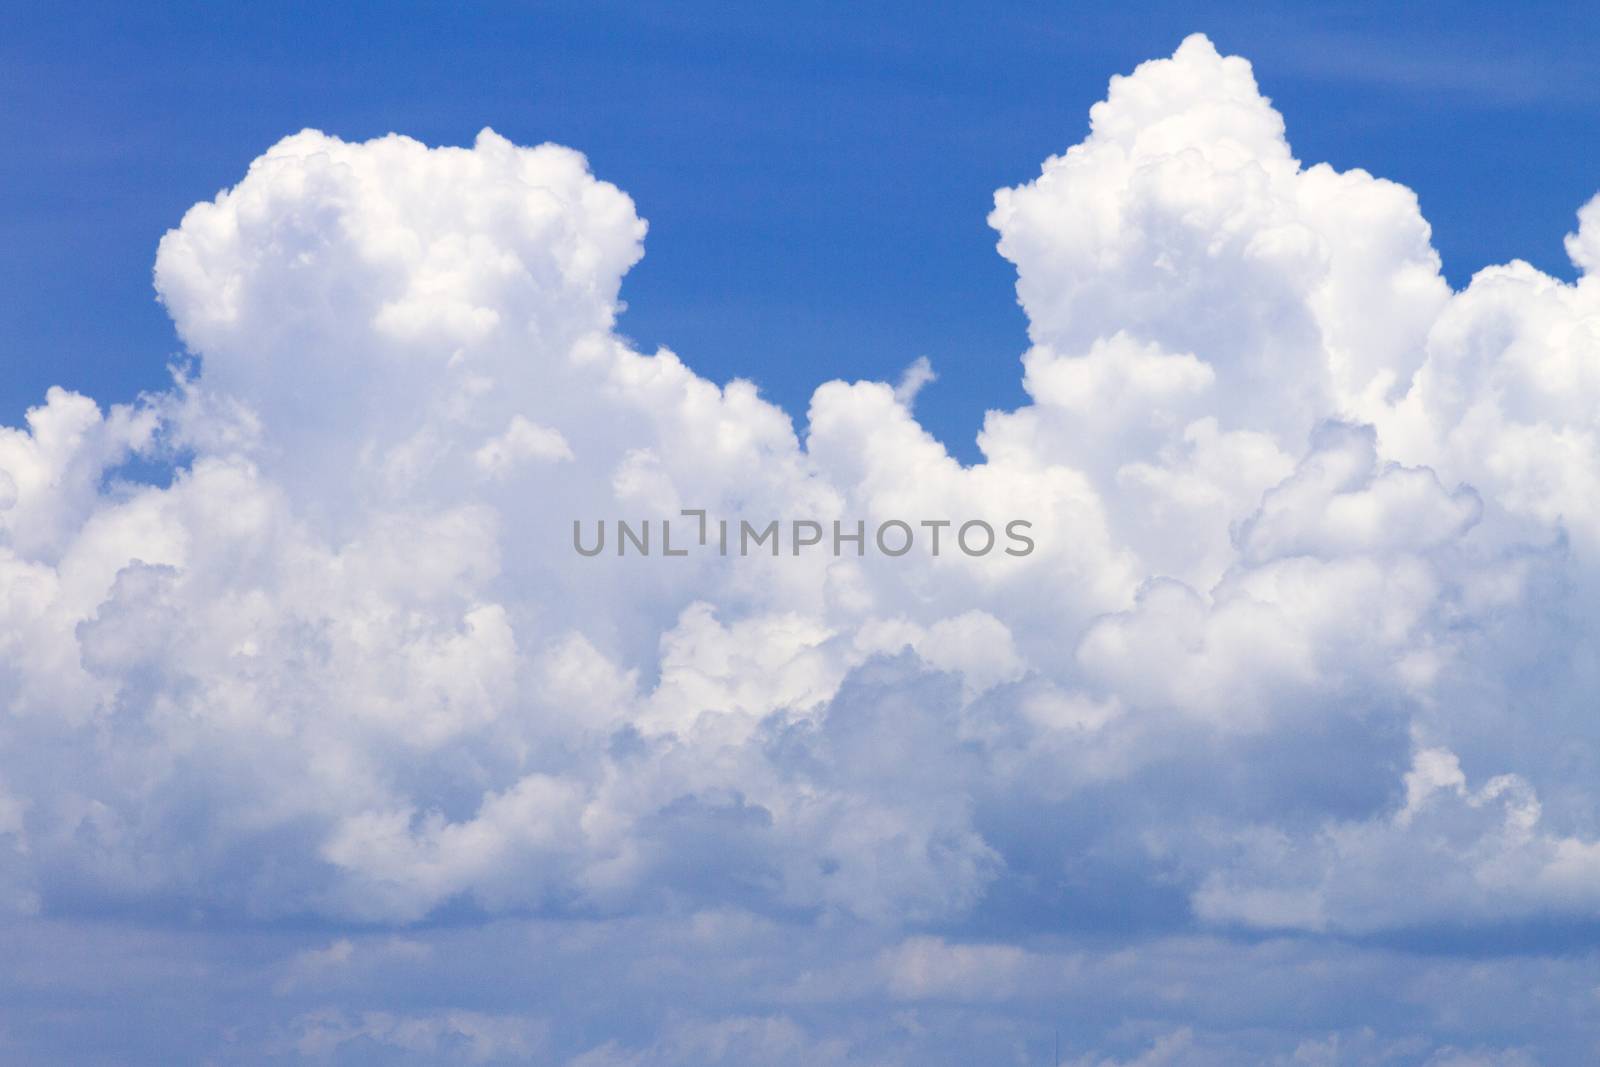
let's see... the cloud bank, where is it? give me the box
[2,33,1599,1064]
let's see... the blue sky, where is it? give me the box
[4,1,1599,460]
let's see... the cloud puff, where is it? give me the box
[1194,746,1600,934]
[2,30,1599,1064]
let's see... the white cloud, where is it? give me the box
[473,415,574,477]
[1193,746,1600,934]
[891,355,937,408]
[1,29,1599,1064]
[292,1008,547,1063]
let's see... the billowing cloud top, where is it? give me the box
[3,33,1600,1065]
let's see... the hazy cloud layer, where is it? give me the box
[2,33,1599,1064]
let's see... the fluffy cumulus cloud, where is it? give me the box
[2,32,1599,1064]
